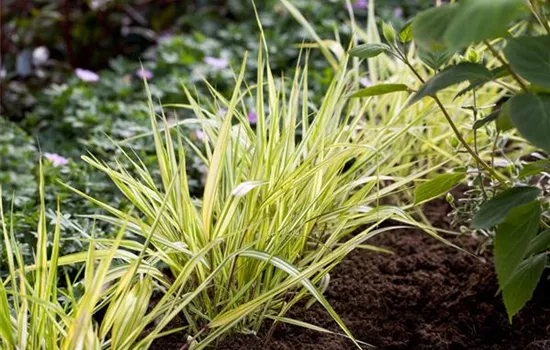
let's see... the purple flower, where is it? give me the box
[157,30,173,43]
[360,77,372,87]
[352,0,368,9]
[136,69,153,80]
[75,68,100,82]
[393,7,404,18]
[204,56,229,70]
[44,153,69,167]
[218,107,228,117]
[195,130,206,141]
[247,111,257,124]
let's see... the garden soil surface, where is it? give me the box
[151,199,550,350]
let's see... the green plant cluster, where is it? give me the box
[348,0,550,321]
[5,0,546,348]
[1,0,422,274]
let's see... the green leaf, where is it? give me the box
[444,0,525,50]
[411,4,458,51]
[417,47,454,71]
[348,43,391,59]
[509,93,550,152]
[409,63,492,105]
[350,84,409,98]
[504,35,550,90]
[473,111,499,130]
[501,253,546,322]
[472,186,541,229]
[519,159,550,178]
[494,201,541,289]
[454,66,510,99]
[382,22,397,45]
[398,22,413,43]
[526,229,550,257]
[497,100,514,131]
[414,172,465,205]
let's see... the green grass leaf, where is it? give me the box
[350,84,409,98]
[504,36,550,90]
[472,186,541,229]
[509,93,550,152]
[414,172,465,205]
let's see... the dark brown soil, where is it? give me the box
[153,199,550,349]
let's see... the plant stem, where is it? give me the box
[484,40,529,92]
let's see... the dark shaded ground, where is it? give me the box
[152,199,550,349]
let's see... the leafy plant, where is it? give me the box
[347,0,550,320]
[65,36,444,347]
[0,163,194,349]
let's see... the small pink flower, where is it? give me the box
[360,77,372,87]
[393,7,404,18]
[75,68,100,82]
[352,0,368,9]
[44,153,69,167]
[204,56,229,70]
[247,111,257,124]
[218,107,227,117]
[136,69,153,80]
[195,130,206,141]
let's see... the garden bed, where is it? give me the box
[150,199,550,350]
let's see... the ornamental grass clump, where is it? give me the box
[0,164,188,350]
[70,43,438,348]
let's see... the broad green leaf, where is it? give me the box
[399,22,413,43]
[444,0,525,50]
[414,172,465,205]
[526,229,550,257]
[409,63,492,105]
[348,43,391,59]
[509,93,550,152]
[411,4,458,51]
[494,201,541,289]
[472,186,541,229]
[418,47,454,71]
[497,100,514,131]
[350,84,409,98]
[473,111,499,130]
[501,253,546,322]
[504,36,550,90]
[519,159,550,178]
[454,66,510,99]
